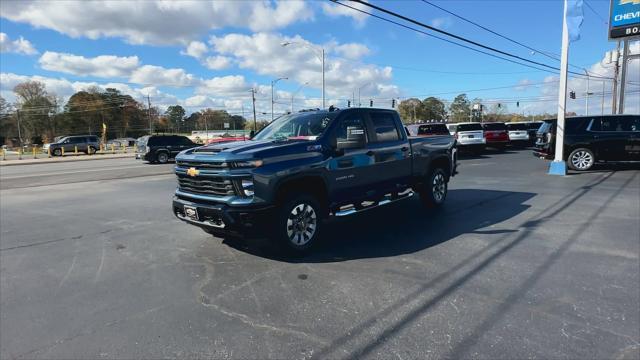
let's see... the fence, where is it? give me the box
[0,144,138,161]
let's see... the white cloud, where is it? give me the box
[333,43,370,60]
[321,1,368,28]
[181,41,208,60]
[38,51,140,78]
[0,72,178,108]
[196,75,251,97]
[209,32,398,100]
[129,65,197,87]
[204,55,232,70]
[0,32,37,55]
[519,42,639,115]
[0,1,313,45]
[430,17,453,30]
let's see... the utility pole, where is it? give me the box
[250,88,257,133]
[584,70,589,116]
[618,39,629,114]
[147,94,153,134]
[612,41,620,114]
[601,80,605,115]
[16,109,22,148]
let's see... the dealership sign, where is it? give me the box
[609,0,640,39]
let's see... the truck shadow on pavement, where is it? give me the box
[224,189,536,263]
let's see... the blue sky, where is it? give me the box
[1,0,638,117]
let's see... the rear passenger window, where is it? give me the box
[369,112,400,142]
[596,117,632,132]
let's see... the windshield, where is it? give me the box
[538,121,554,134]
[456,123,482,131]
[506,123,527,130]
[483,123,507,130]
[253,112,336,141]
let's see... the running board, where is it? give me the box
[333,190,414,217]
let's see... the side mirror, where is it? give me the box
[336,126,365,151]
[249,130,255,139]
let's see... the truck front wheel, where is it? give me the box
[273,194,323,253]
[420,167,448,208]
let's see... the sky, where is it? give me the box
[0,0,638,120]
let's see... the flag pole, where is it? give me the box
[549,0,571,176]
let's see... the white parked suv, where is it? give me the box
[506,122,530,146]
[447,122,485,153]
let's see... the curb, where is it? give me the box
[0,154,136,167]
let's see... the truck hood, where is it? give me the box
[178,138,322,162]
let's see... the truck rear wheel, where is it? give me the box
[420,167,448,208]
[273,194,323,254]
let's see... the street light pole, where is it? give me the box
[321,48,325,109]
[271,77,287,122]
[281,42,325,109]
[291,82,309,113]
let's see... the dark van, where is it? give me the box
[534,115,640,171]
[136,135,197,164]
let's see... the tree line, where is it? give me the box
[397,94,559,124]
[0,80,248,146]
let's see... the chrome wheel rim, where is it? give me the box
[571,151,593,170]
[432,172,446,203]
[158,153,168,162]
[286,203,317,246]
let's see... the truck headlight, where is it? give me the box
[241,179,254,196]
[234,160,263,168]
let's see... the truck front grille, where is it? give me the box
[176,160,228,169]
[177,175,236,196]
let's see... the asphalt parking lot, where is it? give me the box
[1,149,639,359]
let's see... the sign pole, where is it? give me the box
[549,0,570,176]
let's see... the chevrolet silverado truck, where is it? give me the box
[172,107,457,252]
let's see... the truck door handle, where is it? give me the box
[366,150,375,157]
[400,147,409,152]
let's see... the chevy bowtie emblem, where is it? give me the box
[186,167,199,177]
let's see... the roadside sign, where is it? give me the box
[224,122,230,129]
[609,0,640,40]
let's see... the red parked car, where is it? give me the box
[481,122,509,150]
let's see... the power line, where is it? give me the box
[583,0,608,26]
[337,0,612,80]
[420,0,566,65]
[331,1,566,76]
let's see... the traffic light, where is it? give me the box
[516,101,520,107]
[391,99,396,108]
[370,100,373,107]
[569,91,576,99]
[347,100,351,107]
[498,103,501,108]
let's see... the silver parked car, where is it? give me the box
[43,135,100,156]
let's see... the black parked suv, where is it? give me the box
[136,135,197,164]
[534,114,640,171]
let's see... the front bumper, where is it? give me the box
[172,195,275,238]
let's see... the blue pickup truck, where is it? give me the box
[172,107,457,253]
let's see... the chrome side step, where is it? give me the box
[334,190,414,217]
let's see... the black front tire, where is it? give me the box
[156,152,169,164]
[52,148,62,156]
[272,194,323,254]
[420,167,448,208]
[567,148,595,171]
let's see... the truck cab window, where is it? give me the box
[370,112,400,142]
